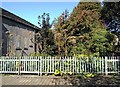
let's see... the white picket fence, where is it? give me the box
[0,56,120,75]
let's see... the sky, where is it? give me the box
[1,2,79,27]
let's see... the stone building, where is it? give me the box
[0,8,40,56]
[0,8,2,56]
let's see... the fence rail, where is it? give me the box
[0,56,120,75]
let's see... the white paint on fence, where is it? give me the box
[0,56,119,76]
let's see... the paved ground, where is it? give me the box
[1,75,120,87]
[1,75,72,85]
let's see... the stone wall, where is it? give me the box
[2,17,36,56]
[0,9,2,56]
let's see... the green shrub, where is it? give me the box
[53,69,63,76]
[82,72,95,79]
[29,53,49,56]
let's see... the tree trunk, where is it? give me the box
[88,47,91,63]
[87,44,91,62]
[65,43,67,57]
[58,43,61,61]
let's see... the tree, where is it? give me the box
[37,13,57,56]
[72,2,115,57]
[54,2,114,59]
[101,2,120,35]
[54,10,70,58]
[101,2,120,55]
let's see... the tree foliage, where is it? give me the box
[35,2,117,57]
[101,2,120,54]
[101,2,120,35]
[54,2,114,57]
[37,13,57,56]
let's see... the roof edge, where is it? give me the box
[1,8,40,30]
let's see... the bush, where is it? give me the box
[29,53,49,56]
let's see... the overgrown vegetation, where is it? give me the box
[36,2,118,58]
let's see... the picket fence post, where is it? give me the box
[18,56,21,75]
[38,56,39,76]
[40,56,42,76]
[105,56,108,76]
